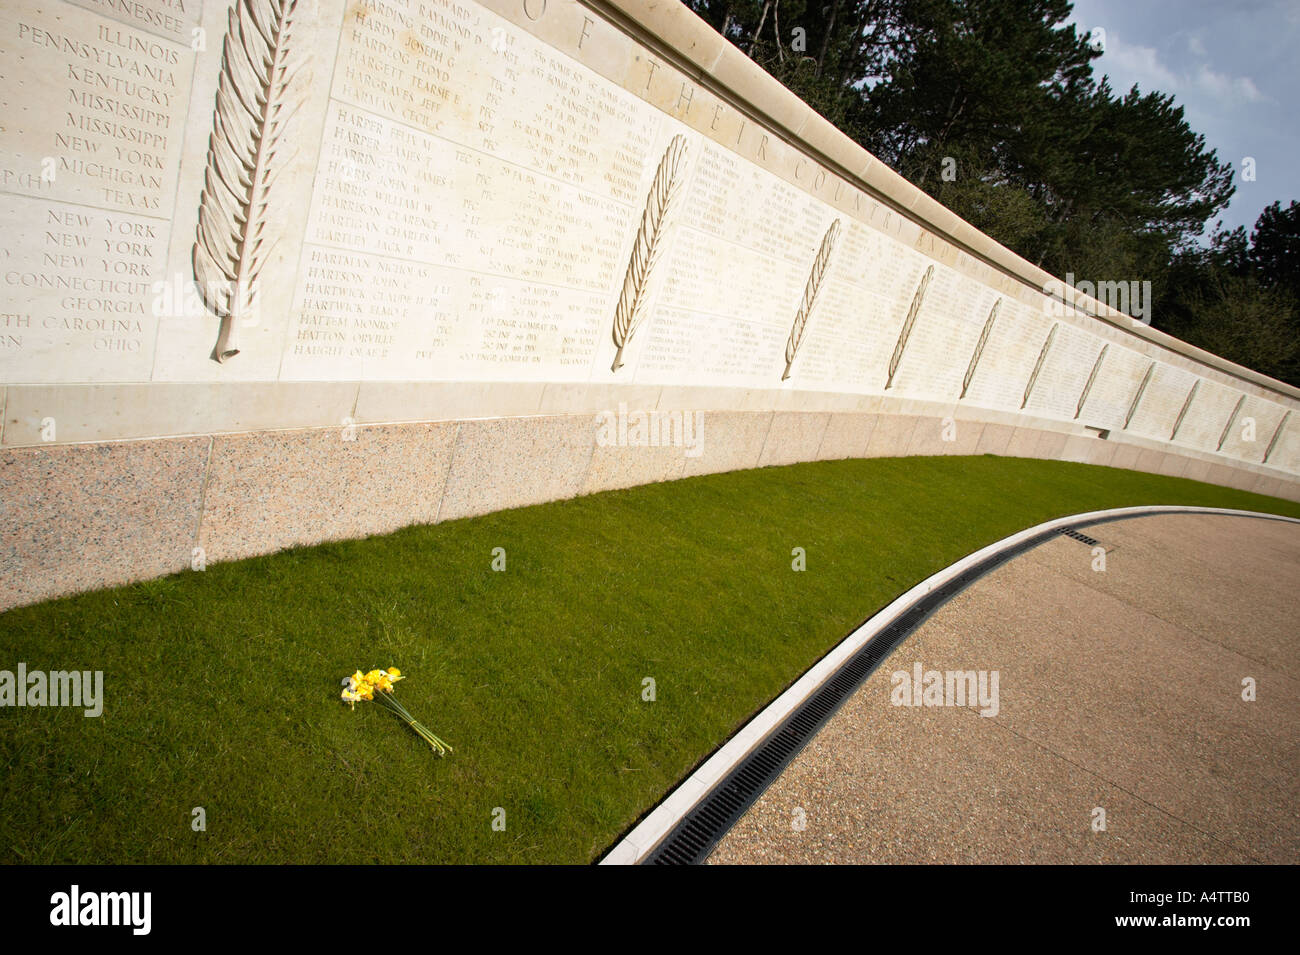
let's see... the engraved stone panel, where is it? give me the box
[637,136,834,387]
[0,0,196,381]
[794,220,929,393]
[888,262,986,402]
[1267,413,1300,473]
[281,0,662,381]
[1079,343,1148,432]
[1171,377,1239,451]
[1127,362,1198,440]
[1219,395,1288,462]
[1021,321,1098,421]
[960,299,1053,413]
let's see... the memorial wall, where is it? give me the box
[2,0,1299,609]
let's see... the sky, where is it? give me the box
[1066,0,1299,240]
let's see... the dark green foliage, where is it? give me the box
[1158,211,1300,386]
[1249,200,1300,302]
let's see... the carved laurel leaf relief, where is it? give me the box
[194,0,307,363]
[1217,394,1246,451]
[1021,322,1058,409]
[1076,343,1108,420]
[782,219,841,381]
[1263,410,1290,464]
[610,135,689,373]
[1125,361,1157,429]
[1128,361,1159,428]
[885,264,934,389]
[1170,378,1198,439]
[960,298,1001,399]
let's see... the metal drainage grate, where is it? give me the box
[1059,527,1101,547]
[640,525,1066,864]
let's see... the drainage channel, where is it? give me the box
[609,507,1300,865]
[641,518,1115,865]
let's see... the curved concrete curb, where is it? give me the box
[598,505,1300,865]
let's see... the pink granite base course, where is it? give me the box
[758,412,831,468]
[864,414,919,457]
[2,409,1297,612]
[682,412,773,478]
[583,432,689,495]
[198,423,458,562]
[1003,427,1042,458]
[903,416,949,456]
[438,415,596,521]
[817,413,878,460]
[1,438,209,608]
[974,422,1015,457]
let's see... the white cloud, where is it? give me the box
[1193,64,1265,103]
[1101,35,1180,91]
[1099,32,1268,106]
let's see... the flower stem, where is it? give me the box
[374,692,452,756]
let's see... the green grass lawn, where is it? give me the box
[2,455,1296,864]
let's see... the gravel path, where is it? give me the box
[709,513,1300,864]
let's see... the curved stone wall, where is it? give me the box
[1,0,1297,609]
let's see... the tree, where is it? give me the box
[1177,273,1300,386]
[1249,200,1300,301]
[1156,210,1300,387]
[684,1,905,135]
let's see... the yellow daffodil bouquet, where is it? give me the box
[341,667,452,757]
